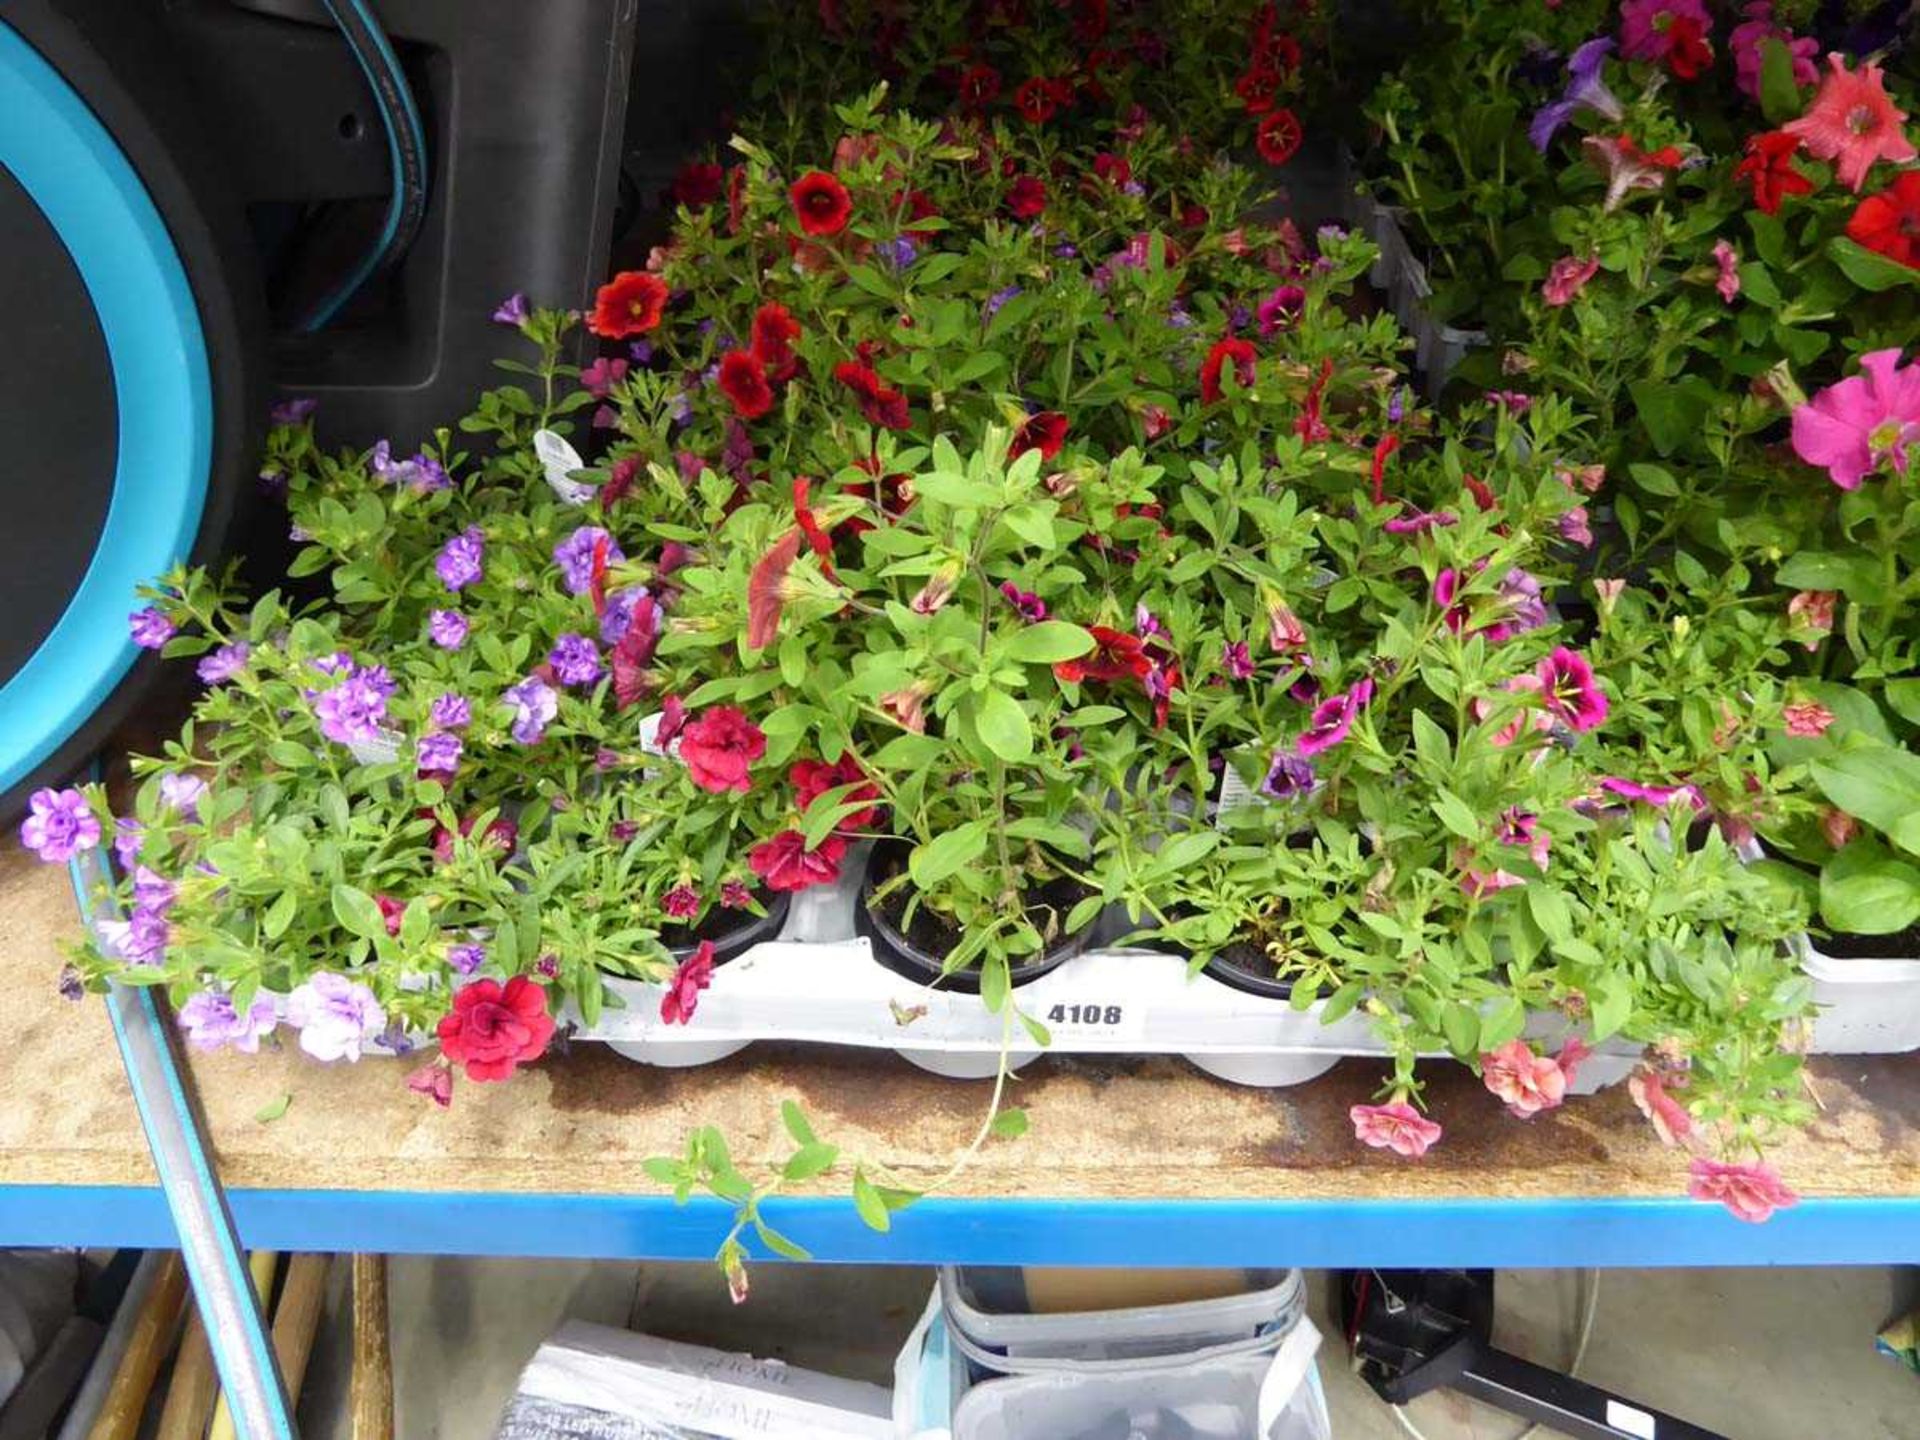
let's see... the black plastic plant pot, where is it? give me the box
[856,840,1094,995]
[1202,942,1297,1002]
[661,891,791,967]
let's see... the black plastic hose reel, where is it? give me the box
[1337,1269,1733,1440]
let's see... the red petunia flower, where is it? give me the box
[1012,411,1069,460]
[1663,15,1713,80]
[1235,66,1280,115]
[589,271,669,339]
[748,830,849,893]
[671,161,724,209]
[833,360,910,430]
[958,63,1001,111]
[791,476,838,581]
[792,754,881,831]
[789,170,853,237]
[1055,625,1153,684]
[726,164,747,234]
[436,976,555,1082]
[659,941,714,1025]
[1847,171,1920,269]
[1006,173,1048,219]
[750,302,803,383]
[1200,338,1259,404]
[1295,356,1333,441]
[1255,108,1304,167]
[718,350,775,420]
[611,591,662,711]
[1014,76,1058,124]
[1734,130,1815,215]
[678,706,767,794]
[1092,152,1132,187]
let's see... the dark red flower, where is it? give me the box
[656,694,688,747]
[748,830,849,893]
[958,63,1001,111]
[1235,66,1280,115]
[1092,152,1132,187]
[600,454,641,509]
[1462,473,1498,513]
[678,706,767,794]
[1847,171,1920,268]
[375,893,406,937]
[1295,356,1333,441]
[1071,0,1108,45]
[789,170,853,237]
[718,350,774,420]
[750,302,803,383]
[659,941,714,1025]
[791,476,838,581]
[833,360,910,430]
[589,271,668,339]
[1006,173,1048,219]
[1200,338,1259,404]
[791,754,881,831]
[747,530,803,651]
[1012,411,1069,460]
[671,161,724,209]
[1734,130,1815,215]
[1664,16,1713,80]
[1255,108,1304,167]
[1055,625,1153,684]
[436,976,555,1082]
[611,592,662,710]
[1015,76,1058,124]
[1180,202,1210,229]
[726,164,747,234]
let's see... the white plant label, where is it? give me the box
[1214,763,1261,827]
[533,428,598,505]
[346,726,405,766]
[1040,999,1147,1041]
[1605,1401,1657,1439]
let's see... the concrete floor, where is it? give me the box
[297,1259,1917,1438]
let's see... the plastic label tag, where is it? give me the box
[534,428,599,505]
[346,727,405,766]
[1606,1401,1657,1439]
[1037,999,1147,1041]
[1215,763,1260,828]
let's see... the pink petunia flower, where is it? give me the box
[1786,589,1837,649]
[1790,349,1920,490]
[1349,1102,1443,1158]
[660,941,716,1025]
[1629,1069,1694,1147]
[1712,240,1742,302]
[1688,1157,1798,1223]
[1481,1039,1570,1118]
[1537,646,1609,731]
[1476,673,1553,750]
[1782,699,1836,737]
[1730,3,1817,102]
[1583,134,1686,211]
[1542,253,1600,306]
[1783,54,1915,192]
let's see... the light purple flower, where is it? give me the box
[599,585,651,645]
[1222,640,1255,680]
[113,818,145,868]
[18,788,100,863]
[446,942,486,975]
[1053,241,1079,258]
[285,972,386,1063]
[549,633,603,687]
[436,526,486,592]
[1388,386,1409,424]
[270,397,318,425]
[492,293,530,325]
[553,526,622,596]
[503,676,558,745]
[100,905,170,965]
[1261,752,1316,799]
[132,865,176,913]
[196,641,251,685]
[428,609,469,650]
[129,606,176,650]
[430,692,472,730]
[369,440,451,494]
[313,665,395,749]
[1496,568,1550,636]
[158,773,208,820]
[1135,604,1166,640]
[177,990,278,1053]
[416,731,464,776]
[1559,506,1594,547]
[1530,38,1621,152]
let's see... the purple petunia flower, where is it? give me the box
[598,585,648,645]
[18,788,100,863]
[549,633,603,687]
[1531,39,1623,153]
[197,641,251,686]
[881,236,919,270]
[269,397,318,425]
[132,865,176,913]
[129,606,176,651]
[1053,241,1079,259]
[1597,776,1707,810]
[158,773,207,820]
[177,990,278,1054]
[552,526,622,596]
[285,972,386,1063]
[1496,568,1550,636]
[101,905,171,965]
[312,664,395,749]
[1135,604,1166,641]
[429,692,472,731]
[1222,640,1255,680]
[492,293,530,325]
[503,676,558,745]
[369,440,451,494]
[416,731,464,776]
[428,609,469,650]
[1295,679,1373,758]
[984,284,1022,322]
[436,527,486,592]
[113,818,145,868]
[311,651,354,678]
[446,942,486,975]
[1260,752,1316,800]
[999,582,1048,623]
[629,339,654,364]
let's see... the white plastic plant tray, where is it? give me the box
[1799,943,1920,1054]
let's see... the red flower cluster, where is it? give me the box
[671,161,723,209]
[957,63,1001,111]
[679,706,767,793]
[748,830,848,892]
[437,976,555,1082]
[1199,338,1259,404]
[1055,625,1153,684]
[588,270,668,339]
[1005,173,1048,219]
[834,359,911,430]
[1734,130,1815,215]
[751,301,803,382]
[1011,411,1069,461]
[1848,171,1920,269]
[1255,108,1303,167]
[1236,10,1301,115]
[660,941,714,1025]
[792,754,881,831]
[1013,76,1072,124]
[789,170,853,237]
[718,351,775,420]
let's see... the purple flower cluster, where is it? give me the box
[94,860,181,968]
[177,989,278,1053]
[416,731,464,777]
[430,692,472,730]
[428,608,469,650]
[18,788,100,864]
[158,773,207,819]
[370,439,452,494]
[549,633,603,687]
[436,526,486,591]
[312,662,396,749]
[553,525,623,596]
[1260,752,1316,800]
[285,972,386,1062]
[196,641,251,686]
[446,942,487,975]
[503,676,558,745]
[129,606,176,651]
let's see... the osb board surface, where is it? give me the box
[4,844,1915,1200]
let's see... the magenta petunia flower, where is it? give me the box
[1222,640,1255,680]
[998,581,1048,623]
[1256,284,1306,337]
[1383,507,1457,536]
[1536,646,1608,731]
[19,788,100,864]
[661,884,702,920]
[1295,680,1371,757]
[1598,776,1707,810]
[1790,349,1920,490]
[1730,3,1816,102]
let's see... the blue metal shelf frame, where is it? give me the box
[3,1187,1915,1267]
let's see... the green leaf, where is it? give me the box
[1003,621,1093,664]
[1626,462,1680,497]
[780,1099,818,1146]
[852,1168,891,1232]
[1629,376,1716,457]
[1758,36,1803,125]
[1480,995,1527,1051]
[1828,237,1920,293]
[331,883,386,940]
[781,1142,841,1181]
[1776,551,1886,602]
[266,741,313,770]
[261,890,298,942]
[1821,839,1920,935]
[1589,980,1631,1042]
[989,1107,1030,1139]
[1150,830,1220,873]
[1812,746,1920,850]
[1432,789,1480,841]
[1440,1003,1479,1058]
[973,687,1033,762]
[1887,680,1920,728]
[1528,886,1574,944]
[910,820,990,889]
[979,952,1010,1013]
[752,1220,812,1262]
[253,1094,292,1124]
[640,1157,683,1187]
